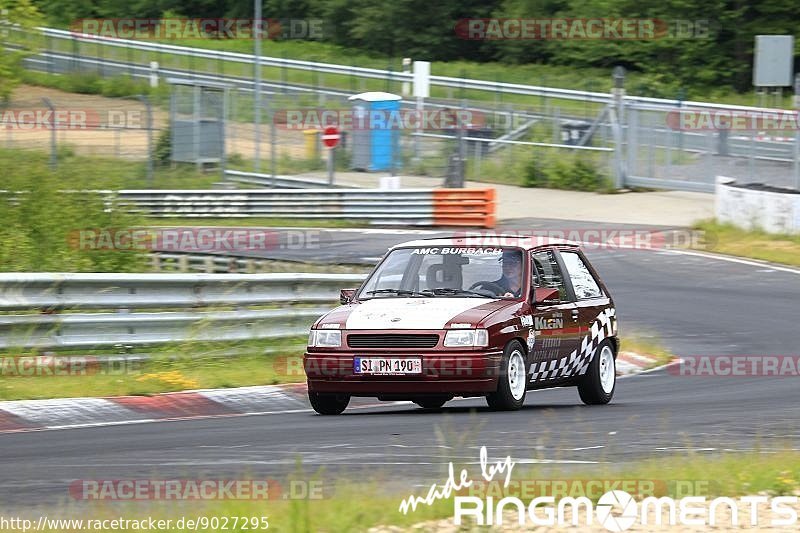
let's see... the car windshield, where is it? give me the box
[359,246,524,299]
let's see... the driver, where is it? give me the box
[494,250,523,298]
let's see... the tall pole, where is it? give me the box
[794,74,800,191]
[137,95,153,186]
[254,1,262,172]
[42,98,56,169]
[612,66,626,189]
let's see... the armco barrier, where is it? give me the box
[0,272,366,349]
[433,189,496,227]
[114,188,496,228]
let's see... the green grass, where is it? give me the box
[619,334,675,368]
[19,450,800,531]
[11,26,794,113]
[0,146,222,189]
[0,338,308,400]
[694,220,800,267]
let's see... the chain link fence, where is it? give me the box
[3,25,799,191]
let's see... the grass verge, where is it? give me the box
[694,220,800,267]
[0,334,664,401]
[25,451,800,532]
[620,334,676,368]
[0,338,307,401]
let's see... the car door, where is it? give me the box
[528,249,581,381]
[555,248,613,371]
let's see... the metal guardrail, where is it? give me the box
[0,272,366,349]
[30,26,795,114]
[112,188,496,227]
[223,170,359,189]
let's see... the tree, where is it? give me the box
[0,0,43,102]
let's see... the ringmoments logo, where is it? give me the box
[398,447,800,530]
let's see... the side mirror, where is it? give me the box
[533,287,559,304]
[340,288,357,305]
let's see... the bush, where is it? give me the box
[0,149,147,272]
[99,75,149,98]
[154,127,172,166]
[523,151,610,192]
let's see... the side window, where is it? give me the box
[560,252,602,299]
[531,250,568,301]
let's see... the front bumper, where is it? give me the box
[304,350,503,397]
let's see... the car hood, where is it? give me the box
[317,297,515,330]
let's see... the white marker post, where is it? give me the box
[413,61,430,161]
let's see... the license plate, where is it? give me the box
[353,357,422,375]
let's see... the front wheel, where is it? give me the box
[308,391,350,415]
[486,341,528,411]
[577,340,616,405]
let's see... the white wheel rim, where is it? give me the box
[598,345,615,394]
[508,350,526,401]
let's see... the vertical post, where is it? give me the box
[254,0,262,172]
[794,74,800,190]
[149,61,159,88]
[138,96,154,186]
[42,98,56,169]
[612,66,626,189]
[553,106,560,144]
[327,147,334,185]
[457,101,466,187]
[270,98,277,183]
[402,58,411,96]
[194,85,201,172]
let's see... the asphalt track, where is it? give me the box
[1,223,799,511]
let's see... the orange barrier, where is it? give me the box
[432,188,496,228]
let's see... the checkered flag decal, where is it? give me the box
[529,307,616,382]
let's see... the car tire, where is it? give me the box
[308,391,350,415]
[577,340,616,405]
[413,397,450,410]
[486,340,528,411]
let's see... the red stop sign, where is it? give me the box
[322,126,340,148]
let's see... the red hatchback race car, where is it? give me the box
[304,236,618,414]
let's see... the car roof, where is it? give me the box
[391,235,580,251]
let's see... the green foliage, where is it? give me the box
[0,150,148,272]
[19,71,156,98]
[154,126,171,166]
[28,0,800,93]
[523,150,610,191]
[0,0,43,102]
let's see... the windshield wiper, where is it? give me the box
[422,288,491,298]
[364,288,427,297]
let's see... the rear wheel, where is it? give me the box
[577,340,616,405]
[486,341,527,411]
[413,397,450,410]
[308,391,350,415]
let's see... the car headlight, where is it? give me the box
[308,329,342,347]
[444,329,489,348]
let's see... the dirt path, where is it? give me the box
[3,85,307,160]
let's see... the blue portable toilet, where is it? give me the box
[347,91,402,171]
